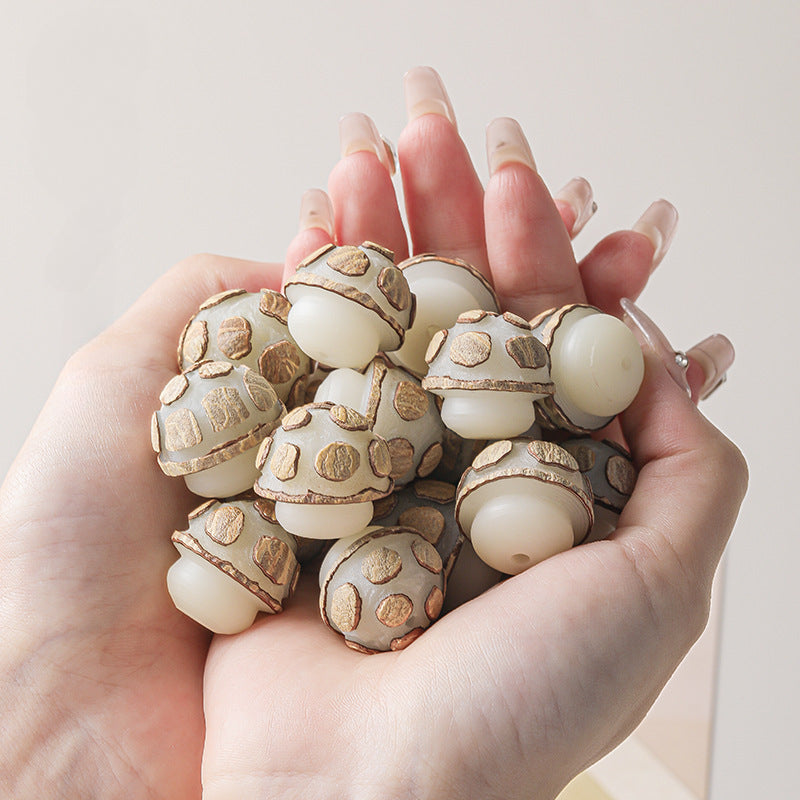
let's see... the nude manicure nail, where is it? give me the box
[632,199,679,271]
[298,188,334,236]
[339,112,394,174]
[486,117,537,176]
[554,177,596,236]
[620,297,691,396]
[403,66,457,128]
[687,334,735,400]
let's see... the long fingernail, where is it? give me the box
[403,66,457,128]
[339,112,394,174]
[620,297,691,395]
[632,199,679,271]
[298,188,334,236]
[486,117,537,176]
[687,334,735,401]
[554,177,596,236]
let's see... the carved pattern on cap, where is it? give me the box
[151,413,161,453]
[607,454,636,496]
[368,439,392,478]
[472,440,513,471]
[329,404,370,432]
[413,479,455,504]
[502,311,531,329]
[181,319,209,365]
[387,437,414,480]
[205,505,245,545]
[255,436,272,470]
[425,585,444,620]
[315,442,361,481]
[456,309,489,324]
[217,316,252,360]
[253,535,297,586]
[331,583,361,632]
[199,289,247,310]
[527,440,579,472]
[243,370,277,411]
[570,444,596,472]
[377,266,411,311]
[327,245,371,276]
[390,627,424,651]
[506,335,548,370]
[376,594,413,627]
[361,547,403,585]
[449,331,492,367]
[259,290,291,322]
[188,499,216,520]
[160,374,190,405]
[411,539,442,574]
[164,408,203,451]
[297,242,336,269]
[202,387,250,432]
[371,493,398,521]
[398,506,446,545]
[259,340,302,385]
[363,241,394,260]
[271,442,300,481]
[253,496,278,524]
[393,381,429,421]
[282,406,312,430]
[198,361,234,379]
[416,442,443,477]
[425,329,448,365]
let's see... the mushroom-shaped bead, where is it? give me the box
[177,289,311,407]
[456,438,593,574]
[561,438,637,543]
[168,495,300,634]
[389,254,499,377]
[530,304,644,432]
[253,402,393,540]
[422,310,554,439]
[151,362,285,498]
[314,355,445,487]
[284,242,415,369]
[319,527,445,653]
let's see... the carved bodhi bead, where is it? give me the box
[314,355,445,487]
[151,362,285,498]
[561,437,637,543]
[530,304,644,432]
[389,254,499,377]
[456,438,593,575]
[422,310,554,440]
[253,402,393,540]
[319,527,445,653]
[284,242,415,369]
[177,288,311,408]
[167,495,300,634]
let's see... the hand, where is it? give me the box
[200,67,747,799]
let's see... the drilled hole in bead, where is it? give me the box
[511,553,531,567]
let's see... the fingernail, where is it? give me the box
[339,112,394,174]
[298,189,334,236]
[632,199,679,271]
[687,334,735,400]
[554,177,596,236]
[486,117,537,176]
[620,297,691,395]
[403,66,457,128]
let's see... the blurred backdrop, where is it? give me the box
[1,1,797,796]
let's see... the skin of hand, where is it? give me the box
[0,68,746,800]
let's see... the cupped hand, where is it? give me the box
[201,67,746,799]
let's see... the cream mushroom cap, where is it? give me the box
[314,355,445,487]
[167,494,300,634]
[253,402,394,540]
[456,438,593,574]
[151,361,285,498]
[389,254,500,377]
[422,310,554,440]
[178,288,311,408]
[284,242,416,369]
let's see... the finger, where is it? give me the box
[398,66,488,273]
[483,117,585,318]
[283,189,335,288]
[579,199,678,312]
[327,112,409,260]
[686,333,735,403]
[553,177,597,239]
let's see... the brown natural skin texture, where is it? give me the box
[0,75,746,799]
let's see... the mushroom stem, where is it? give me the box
[468,489,574,575]
[288,291,381,369]
[551,313,644,417]
[441,391,537,440]
[183,451,262,499]
[167,551,261,634]
[314,367,369,410]
[275,500,374,540]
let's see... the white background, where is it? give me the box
[1,1,797,796]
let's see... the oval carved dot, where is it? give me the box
[253,535,297,586]
[393,381,429,421]
[607,454,636,496]
[330,583,362,632]
[255,436,272,470]
[411,538,442,574]
[472,440,513,471]
[315,442,361,482]
[259,340,303,386]
[424,329,448,365]
[368,439,392,478]
[449,331,492,367]
[253,496,278,523]
[206,505,245,545]
[327,246,370,276]
[282,406,312,430]
[570,444,596,472]
[416,442,443,478]
[425,585,444,620]
[198,360,234,379]
[387,438,414,480]
[527,440,578,471]
[164,408,203,451]
[271,442,300,481]
[413,479,456,504]
[202,387,250,432]
[181,319,209,365]
[329,404,370,431]
[159,374,190,406]
[502,311,531,329]
[199,289,246,310]
[398,506,446,545]
[259,290,291,322]
[217,316,253,360]
[375,593,413,628]
[243,370,278,412]
[506,334,548,370]
[361,547,403,585]
[456,309,488,324]
[377,266,411,311]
